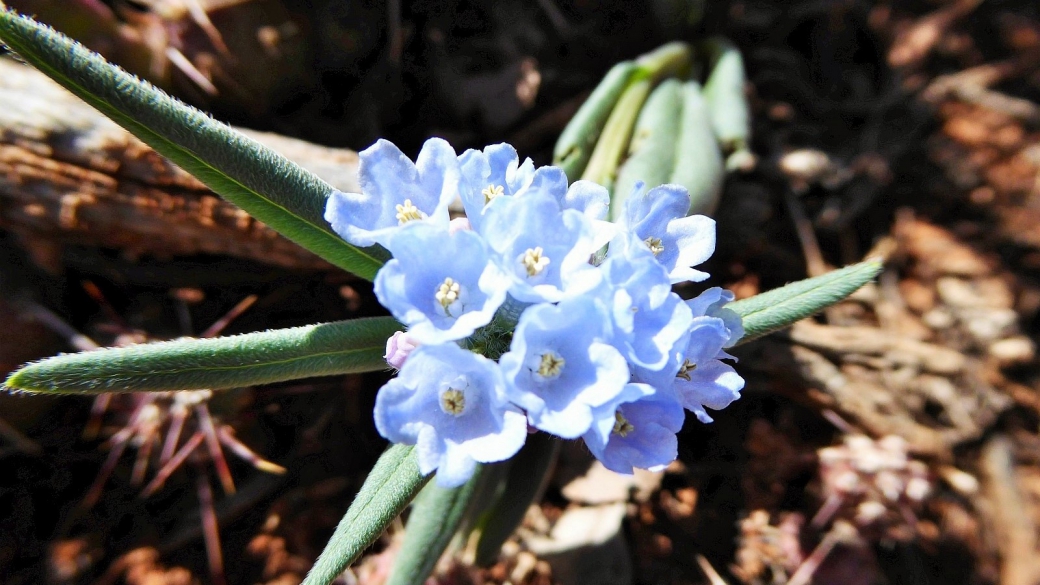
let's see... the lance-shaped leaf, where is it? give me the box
[5,317,403,394]
[670,81,724,216]
[613,78,683,214]
[553,60,637,182]
[303,444,431,585]
[385,466,486,585]
[584,43,693,215]
[473,431,559,566]
[701,36,753,171]
[730,260,882,344]
[0,10,385,280]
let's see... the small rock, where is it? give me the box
[561,462,663,504]
[961,308,1018,343]
[524,503,631,585]
[988,336,1035,366]
[936,277,1014,310]
[922,307,956,329]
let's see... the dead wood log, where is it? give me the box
[0,57,361,271]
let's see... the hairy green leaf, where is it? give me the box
[670,81,724,216]
[5,317,402,394]
[386,467,486,585]
[303,445,430,585]
[474,432,559,566]
[701,36,752,170]
[730,261,882,344]
[582,77,651,197]
[553,60,637,182]
[0,10,385,279]
[613,78,683,214]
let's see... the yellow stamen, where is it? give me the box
[644,236,664,256]
[522,247,551,277]
[482,184,504,204]
[612,411,635,437]
[395,199,424,224]
[435,277,461,313]
[537,351,565,378]
[676,359,696,381]
[441,388,465,415]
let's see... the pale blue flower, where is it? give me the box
[481,190,601,303]
[675,358,744,424]
[374,223,510,344]
[615,183,716,284]
[325,138,459,247]
[458,143,536,232]
[599,232,693,372]
[562,179,610,221]
[374,343,528,487]
[519,167,610,220]
[583,384,686,474]
[687,287,744,347]
[673,301,745,423]
[499,299,629,438]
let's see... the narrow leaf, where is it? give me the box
[386,467,486,585]
[0,10,385,279]
[303,445,431,585]
[700,36,752,170]
[5,317,402,394]
[670,81,724,216]
[474,432,559,566]
[582,77,651,198]
[632,41,693,83]
[613,78,683,213]
[730,261,882,344]
[553,60,637,182]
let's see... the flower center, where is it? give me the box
[482,184,504,204]
[612,410,635,437]
[522,246,551,277]
[395,199,424,224]
[440,388,466,415]
[537,351,565,378]
[644,236,664,256]
[676,359,696,381]
[435,277,462,315]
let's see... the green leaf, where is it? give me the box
[303,445,431,585]
[473,432,559,566]
[613,78,683,214]
[0,10,385,280]
[5,317,402,394]
[669,81,724,216]
[582,77,651,197]
[730,261,882,344]
[553,60,637,182]
[700,36,752,170]
[386,467,486,585]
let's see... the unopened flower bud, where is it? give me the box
[385,331,419,369]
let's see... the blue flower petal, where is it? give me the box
[325,138,459,247]
[374,344,528,487]
[374,223,510,343]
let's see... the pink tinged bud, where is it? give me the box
[385,332,419,369]
[449,217,472,234]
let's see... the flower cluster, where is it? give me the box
[326,138,745,487]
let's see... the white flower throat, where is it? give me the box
[440,387,466,415]
[482,184,504,204]
[644,236,664,256]
[395,199,424,224]
[612,410,635,437]
[521,246,550,277]
[537,351,565,378]
[435,277,462,315]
